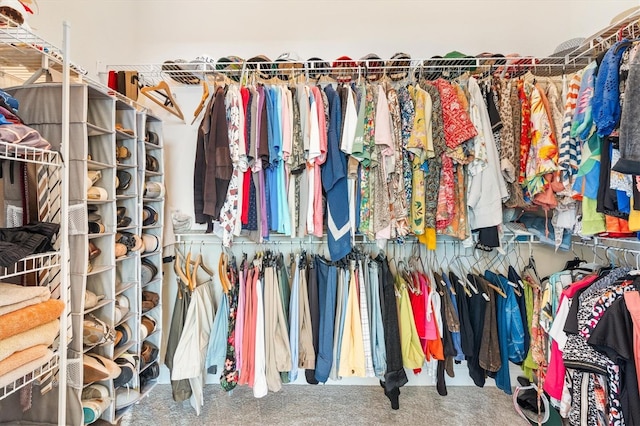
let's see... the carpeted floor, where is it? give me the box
[118,384,529,425]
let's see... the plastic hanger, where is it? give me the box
[140,80,185,121]
[191,81,210,125]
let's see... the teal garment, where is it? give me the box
[205,293,228,375]
[570,62,597,142]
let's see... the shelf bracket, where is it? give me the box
[24,54,53,85]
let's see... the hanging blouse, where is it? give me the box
[525,84,558,198]
[433,78,477,149]
[359,85,377,238]
[407,85,434,165]
[397,86,415,216]
[373,84,393,239]
[386,85,409,237]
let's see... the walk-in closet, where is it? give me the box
[1,1,640,425]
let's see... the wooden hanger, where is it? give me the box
[140,80,185,121]
[191,81,210,125]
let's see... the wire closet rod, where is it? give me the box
[174,234,538,245]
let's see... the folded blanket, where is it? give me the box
[0,294,52,317]
[0,299,64,340]
[0,320,59,362]
[0,349,54,388]
[0,344,49,376]
[0,283,50,316]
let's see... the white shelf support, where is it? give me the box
[58,20,70,426]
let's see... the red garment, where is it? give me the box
[436,153,455,230]
[433,79,477,148]
[518,80,532,185]
[240,87,251,225]
[408,273,427,340]
[543,274,597,399]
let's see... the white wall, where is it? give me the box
[30,0,640,74]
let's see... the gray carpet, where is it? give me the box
[120,384,529,425]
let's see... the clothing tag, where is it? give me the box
[507,280,518,288]
[482,292,490,302]
[518,279,525,288]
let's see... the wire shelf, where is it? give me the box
[0,140,61,167]
[0,353,59,400]
[0,251,61,280]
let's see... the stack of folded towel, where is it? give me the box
[0,283,65,388]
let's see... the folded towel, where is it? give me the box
[0,344,49,376]
[0,299,64,341]
[0,283,50,315]
[0,349,54,388]
[0,320,59,362]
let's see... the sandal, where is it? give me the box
[145,155,159,172]
[116,144,131,161]
[115,124,135,136]
[146,131,159,145]
[116,171,132,191]
[88,221,105,234]
[142,206,158,226]
[83,314,116,347]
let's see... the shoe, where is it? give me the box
[115,294,130,316]
[115,387,140,410]
[116,171,132,191]
[83,314,115,347]
[115,322,132,349]
[117,232,144,252]
[88,221,105,234]
[113,353,137,388]
[116,145,131,161]
[87,211,102,222]
[140,315,156,340]
[115,242,127,258]
[81,383,109,400]
[139,362,160,389]
[115,124,135,136]
[87,170,101,186]
[140,341,159,367]
[88,241,101,260]
[83,353,120,384]
[142,206,158,226]
[146,131,159,145]
[142,233,159,253]
[142,291,159,313]
[145,155,159,172]
[82,397,111,424]
[87,187,108,201]
[141,259,158,285]
[84,290,104,310]
[117,216,132,228]
[144,181,164,199]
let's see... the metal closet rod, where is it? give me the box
[174,234,538,246]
